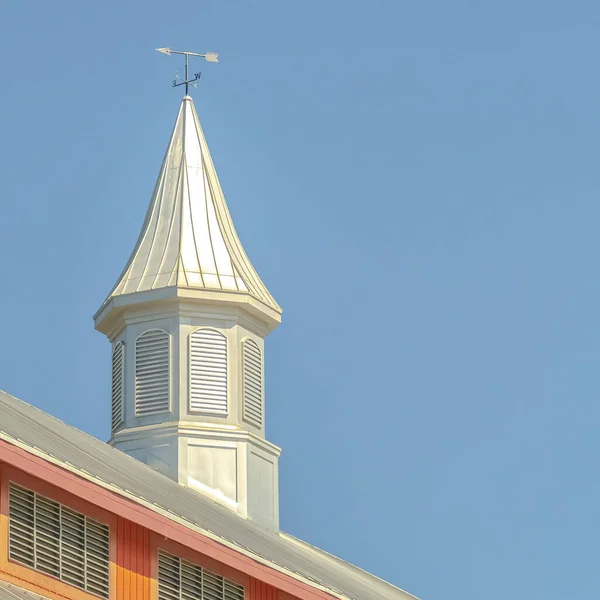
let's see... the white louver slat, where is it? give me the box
[8,484,110,599]
[158,552,181,600]
[203,570,223,600]
[8,485,35,568]
[111,341,125,430]
[158,550,244,600]
[242,339,263,428]
[181,559,203,600]
[189,329,227,415]
[136,329,170,416]
[60,507,86,588]
[35,495,60,578]
[224,580,244,600]
[85,518,110,598]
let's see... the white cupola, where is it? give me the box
[94,95,283,530]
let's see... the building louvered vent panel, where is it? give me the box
[61,507,86,588]
[158,550,244,600]
[35,495,60,577]
[8,485,35,568]
[8,484,110,599]
[111,341,125,430]
[136,329,170,416]
[242,339,263,428]
[189,329,227,415]
[85,519,110,598]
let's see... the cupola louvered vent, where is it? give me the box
[111,341,124,430]
[189,329,227,415]
[9,484,110,599]
[158,550,244,600]
[136,329,170,416]
[242,339,263,428]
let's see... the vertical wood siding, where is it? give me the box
[116,519,151,600]
[249,578,278,600]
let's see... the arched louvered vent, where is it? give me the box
[136,330,170,416]
[158,550,244,600]
[8,484,110,598]
[242,339,263,428]
[111,342,124,430]
[189,329,227,415]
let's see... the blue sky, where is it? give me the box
[2,1,600,598]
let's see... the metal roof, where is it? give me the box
[0,390,416,600]
[101,95,280,314]
[0,581,50,600]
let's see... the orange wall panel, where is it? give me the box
[116,519,151,600]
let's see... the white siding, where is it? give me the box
[111,342,124,430]
[189,329,228,415]
[136,330,170,416]
[242,339,263,428]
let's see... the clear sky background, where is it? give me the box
[1,1,599,598]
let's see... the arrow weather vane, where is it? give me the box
[156,47,219,95]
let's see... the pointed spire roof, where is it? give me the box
[105,96,280,315]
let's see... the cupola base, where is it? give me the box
[111,423,281,530]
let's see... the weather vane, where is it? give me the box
[156,47,219,95]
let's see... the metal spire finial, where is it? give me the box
[156,47,219,95]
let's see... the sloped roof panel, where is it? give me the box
[0,581,51,600]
